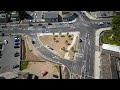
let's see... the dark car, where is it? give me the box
[13,65,19,69]
[52,74,58,79]
[15,36,19,38]
[14,52,20,57]
[41,26,46,28]
[79,39,82,42]
[38,24,42,26]
[15,39,20,42]
[14,45,20,48]
[27,74,39,79]
[0,51,2,56]
[29,24,33,26]
[15,42,20,45]
[48,23,52,25]
[1,33,4,36]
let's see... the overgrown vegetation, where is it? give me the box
[21,61,29,70]
[100,15,120,46]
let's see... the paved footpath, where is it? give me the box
[83,11,113,20]
[94,27,111,79]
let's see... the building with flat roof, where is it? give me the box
[43,11,58,22]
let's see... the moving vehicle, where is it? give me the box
[48,23,52,25]
[79,39,82,42]
[31,38,35,44]
[29,24,33,26]
[41,71,48,77]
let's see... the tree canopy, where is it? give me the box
[111,15,120,45]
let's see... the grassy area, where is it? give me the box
[54,65,60,72]
[20,61,29,70]
[100,30,120,45]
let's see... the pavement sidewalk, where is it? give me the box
[94,27,111,79]
[83,11,113,20]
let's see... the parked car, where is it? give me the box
[15,39,20,42]
[14,52,20,57]
[79,39,82,42]
[41,26,46,28]
[14,45,20,48]
[15,42,20,45]
[27,74,39,79]
[13,65,19,69]
[1,33,4,36]
[41,71,48,77]
[52,74,58,79]
[29,24,33,26]
[38,24,42,26]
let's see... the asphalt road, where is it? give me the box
[0,11,112,79]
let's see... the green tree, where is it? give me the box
[71,47,75,52]
[111,15,120,45]
[65,40,68,44]
[67,32,69,36]
[53,32,55,35]
[59,32,62,35]
[63,47,65,51]
[53,37,56,41]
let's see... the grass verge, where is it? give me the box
[20,61,29,70]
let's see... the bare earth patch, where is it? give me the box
[21,35,64,79]
[22,36,45,61]
[39,34,73,58]
[26,62,60,79]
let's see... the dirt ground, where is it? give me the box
[22,36,44,61]
[21,35,64,79]
[39,35,73,58]
[26,62,61,79]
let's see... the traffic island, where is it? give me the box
[39,32,79,60]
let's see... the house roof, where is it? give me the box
[102,44,120,53]
[44,11,58,19]
[62,12,74,18]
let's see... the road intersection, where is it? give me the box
[0,11,112,79]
